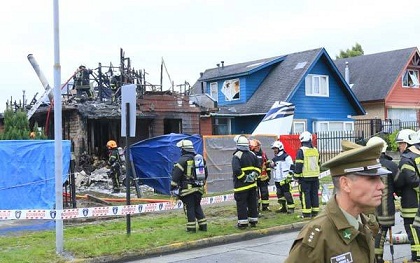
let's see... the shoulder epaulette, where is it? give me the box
[301,224,322,248]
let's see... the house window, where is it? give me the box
[315,121,354,132]
[293,121,306,134]
[305,74,329,97]
[402,69,419,88]
[212,118,231,135]
[210,82,218,101]
[221,79,240,101]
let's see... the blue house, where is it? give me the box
[191,48,366,135]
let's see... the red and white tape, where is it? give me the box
[0,194,235,220]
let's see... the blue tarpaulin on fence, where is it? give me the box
[0,140,71,210]
[130,133,203,195]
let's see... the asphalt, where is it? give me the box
[86,221,308,263]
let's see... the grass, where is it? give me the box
[0,197,305,263]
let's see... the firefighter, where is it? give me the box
[106,140,121,193]
[294,131,320,218]
[170,139,208,232]
[270,141,295,214]
[366,137,398,263]
[249,139,271,212]
[394,129,420,262]
[232,135,261,229]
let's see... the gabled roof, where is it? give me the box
[198,56,285,82]
[201,48,363,116]
[334,47,417,102]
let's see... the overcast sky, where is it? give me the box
[1,0,419,112]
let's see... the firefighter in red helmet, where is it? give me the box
[249,139,271,213]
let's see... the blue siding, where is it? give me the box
[290,56,357,132]
[206,66,271,107]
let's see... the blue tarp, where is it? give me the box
[130,133,203,195]
[0,140,71,210]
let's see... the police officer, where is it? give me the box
[294,131,320,218]
[107,140,121,193]
[366,137,398,263]
[249,139,271,212]
[394,129,420,262]
[170,139,208,232]
[285,141,388,263]
[232,135,261,229]
[270,141,295,214]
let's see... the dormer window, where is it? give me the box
[305,74,329,97]
[402,69,419,88]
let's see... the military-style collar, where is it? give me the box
[325,196,364,244]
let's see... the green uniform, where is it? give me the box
[285,195,376,263]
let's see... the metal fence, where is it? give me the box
[315,119,420,163]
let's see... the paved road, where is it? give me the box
[130,213,411,263]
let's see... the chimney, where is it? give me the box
[221,61,224,69]
[216,63,220,68]
[344,61,350,85]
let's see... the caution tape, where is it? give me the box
[0,171,332,221]
[0,194,235,221]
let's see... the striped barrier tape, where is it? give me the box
[0,194,235,221]
[0,171,332,221]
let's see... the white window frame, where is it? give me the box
[315,121,354,132]
[305,74,329,97]
[402,69,420,88]
[293,120,306,134]
[209,82,218,101]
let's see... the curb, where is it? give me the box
[85,222,307,263]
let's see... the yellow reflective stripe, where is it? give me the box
[374,248,384,254]
[234,182,257,192]
[186,160,193,177]
[242,166,261,173]
[295,160,304,164]
[402,164,416,172]
[412,225,420,245]
[401,208,418,218]
[237,172,245,179]
[175,163,184,171]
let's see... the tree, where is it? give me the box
[0,110,47,140]
[336,43,364,59]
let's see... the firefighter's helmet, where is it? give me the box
[234,135,249,151]
[299,131,312,142]
[271,141,284,150]
[106,140,117,149]
[396,129,417,145]
[176,139,194,151]
[366,136,387,153]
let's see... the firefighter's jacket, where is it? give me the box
[272,150,294,183]
[395,148,420,219]
[294,142,320,180]
[376,153,398,226]
[254,149,271,182]
[171,151,208,197]
[232,149,261,193]
[108,148,121,172]
[285,196,376,263]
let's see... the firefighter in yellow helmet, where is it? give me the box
[249,139,271,213]
[170,139,208,232]
[106,140,121,193]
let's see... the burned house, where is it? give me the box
[26,49,201,166]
